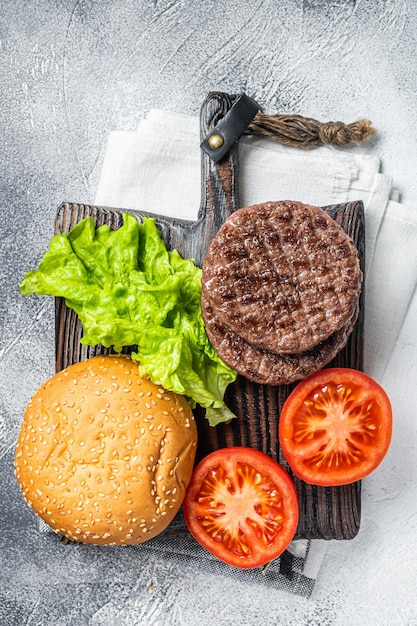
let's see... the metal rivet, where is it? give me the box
[208,133,224,149]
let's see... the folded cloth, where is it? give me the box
[38,515,327,598]
[136,524,328,598]
[85,108,417,597]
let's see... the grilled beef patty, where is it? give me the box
[202,294,359,385]
[202,200,362,354]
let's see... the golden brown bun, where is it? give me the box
[14,354,197,545]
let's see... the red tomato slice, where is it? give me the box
[279,368,392,487]
[182,447,298,569]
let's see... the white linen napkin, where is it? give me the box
[92,108,417,596]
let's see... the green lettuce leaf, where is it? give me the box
[20,213,237,426]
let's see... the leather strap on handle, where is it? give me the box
[200,94,260,163]
[201,92,376,162]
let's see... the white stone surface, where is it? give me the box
[1,1,416,624]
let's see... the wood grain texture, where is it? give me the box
[54,92,364,540]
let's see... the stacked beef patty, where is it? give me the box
[201,200,363,385]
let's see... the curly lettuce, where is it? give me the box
[20,213,237,426]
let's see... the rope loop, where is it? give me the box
[247,112,376,149]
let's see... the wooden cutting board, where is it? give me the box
[55,92,364,540]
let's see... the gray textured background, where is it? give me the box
[1,1,417,624]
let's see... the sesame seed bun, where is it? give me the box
[14,354,197,545]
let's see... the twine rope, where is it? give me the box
[247,112,376,148]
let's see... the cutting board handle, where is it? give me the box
[195,92,240,266]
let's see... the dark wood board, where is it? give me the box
[54,92,364,540]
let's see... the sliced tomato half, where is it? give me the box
[182,447,298,569]
[279,368,392,487]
